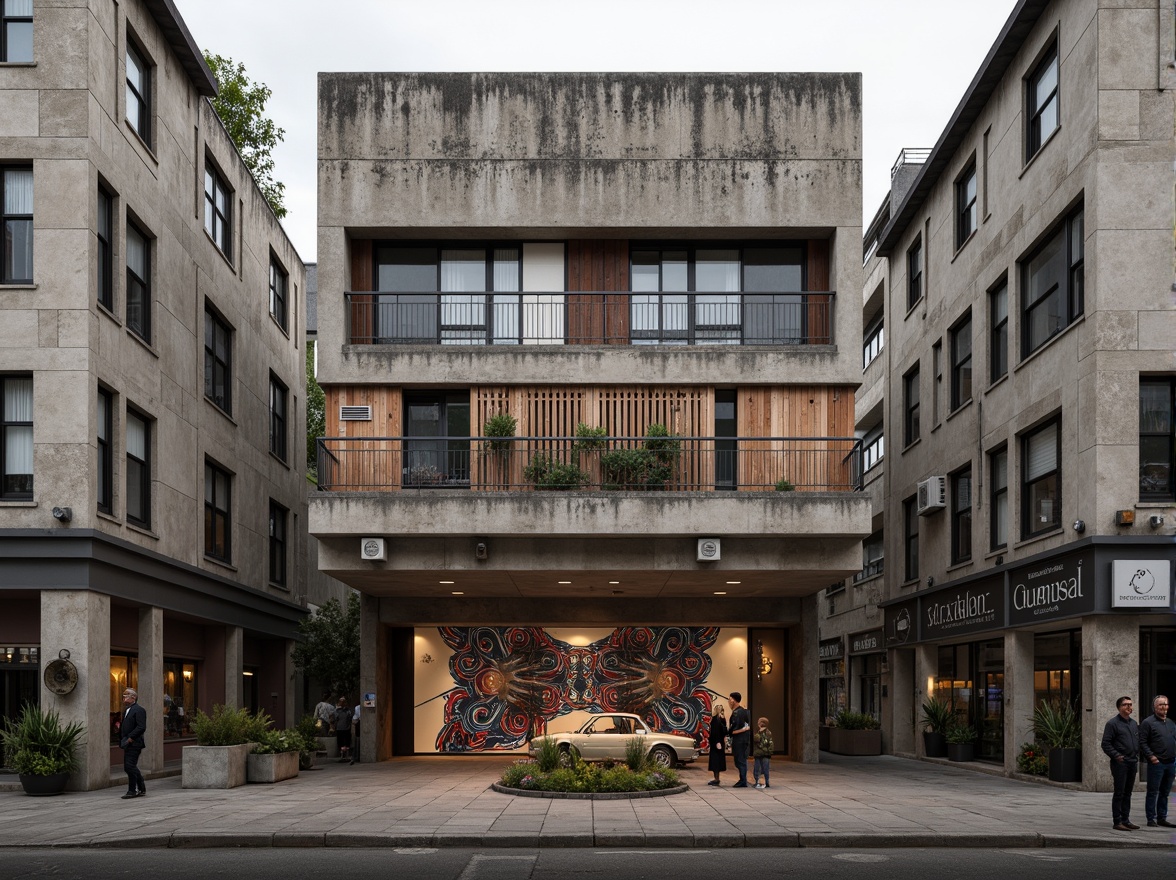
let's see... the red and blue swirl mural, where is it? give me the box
[433,626,720,752]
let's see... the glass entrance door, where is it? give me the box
[976,639,1004,762]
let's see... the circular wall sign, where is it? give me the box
[43,658,78,695]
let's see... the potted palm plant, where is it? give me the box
[0,703,85,796]
[919,696,953,758]
[1031,700,1082,783]
[945,721,976,762]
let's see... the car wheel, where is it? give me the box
[648,745,675,769]
[558,745,579,767]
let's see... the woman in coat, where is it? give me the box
[707,703,728,786]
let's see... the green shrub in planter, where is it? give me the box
[482,412,517,453]
[251,728,303,755]
[531,736,561,773]
[833,709,880,730]
[524,453,589,490]
[0,704,84,777]
[190,705,271,746]
[774,477,796,491]
[1030,700,1081,749]
[918,697,954,734]
[624,736,647,771]
[945,723,976,744]
[573,423,608,451]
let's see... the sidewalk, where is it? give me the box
[1,754,1173,850]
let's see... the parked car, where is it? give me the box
[530,712,699,768]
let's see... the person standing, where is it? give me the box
[753,716,774,790]
[727,691,751,788]
[334,697,353,764]
[119,688,147,799]
[706,704,727,786]
[352,701,362,764]
[1139,694,1176,828]
[1101,696,1139,830]
[314,691,334,735]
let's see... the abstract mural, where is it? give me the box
[432,626,721,753]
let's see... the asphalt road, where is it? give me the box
[0,847,1172,879]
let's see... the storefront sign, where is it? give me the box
[850,629,884,655]
[884,599,918,647]
[819,638,844,661]
[1111,560,1172,608]
[921,576,1004,640]
[1008,551,1097,626]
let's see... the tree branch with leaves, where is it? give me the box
[291,594,360,699]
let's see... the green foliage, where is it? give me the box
[499,755,679,793]
[1031,700,1082,749]
[1016,741,1049,776]
[203,53,286,217]
[291,593,361,698]
[624,736,647,772]
[945,722,976,744]
[306,345,325,478]
[482,412,517,452]
[833,709,881,731]
[294,715,319,768]
[0,704,85,776]
[190,705,271,746]
[524,453,589,490]
[601,425,679,489]
[573,423,609,451]
[919,697,955,735]
[774,477,795,491]
[532,736,562,773]
[251,728,306,755]
[501,760,535,787]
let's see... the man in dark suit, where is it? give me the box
[120,687,147,799]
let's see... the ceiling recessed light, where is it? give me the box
[558,580,572,585]
[439,580,455,585]
[726,581,742,585]
[714,591,727,595]
[451,591,464,595]
[608,581,620,585]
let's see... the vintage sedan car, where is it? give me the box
[531,713,698,768]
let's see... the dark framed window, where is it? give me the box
[863,317,883,369]
[1139,378,1175,501]
[204,306,232,414]
[907,238,923,310]
[903,496,919,582]
[932,340,943,426]
[204,460,231,562]
[2,165,33,283]
[125,37,151,145]
[269,374,287,461]
[269,256,288,330]
[1022,206,1083,358]
[1026,42,1058,161]
[403,391,470,487]
[1022,418,1061,538]
[714,388,737,489]
[989,279,1008,383]
[268,500,287,587]
[903,364,920,447]
[862,424,884,472]
[97,186,113,310]
[990,446,1008,551]
[955,162,977,248]
[203,163,232,258]
[1,375,32,498]
[854,530,884,582]
[2,0,33,62]
[125,408,149,527]
[950,311,972,411]
[951,467,973,564]
[125,220,150,340]
[97,387,112,514]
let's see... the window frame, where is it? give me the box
[203,161,232,260]
[2,165,33,284]
[203,304,233,415]
[950,311,973,411]
[907,238,923,310]
[269,373,288,462]
[1,374,33,499]
[268,499,287,587]
[1021,205,1084,358]
[903,364,921,447]
[125,407,150,528]
[861,424,884,473]
[990,445,1008,551]
[951,466,973,565]
[1026,40,1059,162]
[269,255,288,331]
[204,459,232,563]
[97,185,114,310]
[903,496,919,582]
[125,36,151,146]
[955,161,977,249]
[97,386,113,514]
[863,316,884,369]
[1139,377,1175,502]
[125,218,150,341]
[1021,418,1061,540]
[989,278,1008,383]
[2,0,33,63]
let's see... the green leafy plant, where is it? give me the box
[624,736,648,772]
[305,346,325,479]
[0,704,85,776]
[1016,741,1049,776]
[573,423,609,451]
[919,697,955,735]
[531,736,562,774]
[499,754,679,793]
[833,709,880,731]
[482,412,517,453]
[294,715,319,769]
[600,425,679,490]
[291,593,361,698]
[1031,700,1081,749]
[190,705,271,746]
[945,722,976,745]
[774,477,796,491]
[250,728,303,755]
[524,453,589,490]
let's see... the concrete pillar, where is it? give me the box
[1082,614,1140,792]
[888,648,915,755]
[1003,630,1034,776]
[359,592,379,763]
[283,639,297,728]
[137,606,164,773]
[790,595,819,763]
[914,643,937,757]
[40,591,109,792]
[224,626,243,709]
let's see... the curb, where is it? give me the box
[489,782,689,799]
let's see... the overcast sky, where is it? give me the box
[176,0,1016,263]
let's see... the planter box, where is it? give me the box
[1048,747,1081,782]
[923,731,947,758]
[316,736,339,759]
[946,742,974,762]
[19,772,70,796]
[827,728,882,756]
[818,725,831,752]
[182,743,251,789]
[247,750,300,784]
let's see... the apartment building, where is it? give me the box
[820,0,1175,790]
[312,72,870,761]
[0,0,309,789]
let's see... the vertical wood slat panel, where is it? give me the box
[807,239,831,344]
[567,240,629,344]
[324,385,401,490]
[349,240,374,344]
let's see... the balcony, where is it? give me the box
[344,291,835,347]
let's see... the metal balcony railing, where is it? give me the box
[343,291,835,346]
[316,435,862,493]
[852,558,884,583]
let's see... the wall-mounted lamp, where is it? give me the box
[475,542,488,561]
[1072,519,1085,533]
[926,576,935,588]
[994,555,1004,566]
[1149,515,1165,528]
[420,653,434,664]
[51,506,72,523]
[183,669,192,681]
[755,639,773,681]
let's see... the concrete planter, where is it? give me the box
[316,736,339,759]
[1048,747,1081,782]
[246,750,300,784]
[181,744,251,789]
[827,728,882,756]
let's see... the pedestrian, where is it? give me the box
[706,703,727,786]
[119,687,147,799]
[1139,694,1176,828]
[1100,695,1139,830]
[753,716,774,789]
[313,691,334,736]
[727,691,751,788]
[352,700,361,763]
[334,697,353,764]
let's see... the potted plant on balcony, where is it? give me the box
[183,705,270,789]
[0,703,84,796]
[919,696,953,759]
[524,453,589,490]
[1031,699,1082,783]
[945,721,975,762]
[481,411,517,487]
[774,477,796,491]
[826,709,882,756]
[247,728,303,784]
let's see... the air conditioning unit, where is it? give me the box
[340,405,372,421]
[360,537,386,561]
[916,476,946,516]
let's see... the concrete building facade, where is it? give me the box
[312,72,870,762]
[0,0,309,789]
[820,0,1175,791]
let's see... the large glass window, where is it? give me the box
[204,163,232,258]
[855,530,884,582]
[907,238,923,310]
[111,655,198,742]
[125,221,149,341]
[951,467,972,564]
[1022,206,1083,357]
[125,409,149,527]
[2,166,33,283]
[903,365,920,447]
[2,375,32,498]
[269,256,288,331]
[204,460,231,562]
[1034,631,1080,711]
[933,640,1004,762]
[1140,378,1175,501]
[863,317,883,369]
[269,500,287,587]
[989,279,1008,383]
[125,38,151,145]
[990,446,1008,551]
[403,392,470,487]
[97,387,112,514]
[269,374,287,462]
[1026,42,1059,161]
[950,312,972,410]
[862,424,884,473]
[204,306,232,414]
[903,496,919,582]
[956,163,977,248]
[97,186,113,310]
[2,0,33,63]
[1022,419,1060,538]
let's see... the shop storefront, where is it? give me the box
[819,637,846,723]
[849,629,884,723]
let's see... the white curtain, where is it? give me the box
[493,249,519,292]
[4,168,32,213]
[4,377,32,475]
[7,0,33,17]
[126,225,146,277]
[1026,424,1057,480]
[126,412,146,460]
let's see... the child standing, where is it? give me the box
[753,716,773,789]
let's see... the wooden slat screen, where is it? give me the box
[736,385,854,490]
[349,239,374,343]
[807,238,831,344]
[323,385,402,489]
[567,240,629,344]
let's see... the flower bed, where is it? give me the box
[498,757,680,794]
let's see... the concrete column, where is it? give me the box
[1082,614,1139,792]
[40,591,109,792]
[137,606,164,773]
[1003,629,1034,776]
[887,648,915,755]
[790,595,819,763]
[283,639,297,728]
[224,626,243,709]
[359,592,379,763]
[913,643,937,757]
